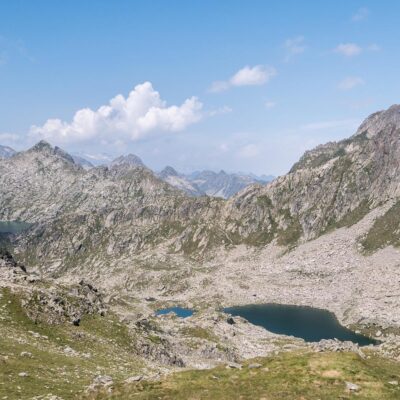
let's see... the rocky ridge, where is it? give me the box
[1,106,400,275]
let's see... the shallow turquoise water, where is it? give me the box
[156,307,194,318]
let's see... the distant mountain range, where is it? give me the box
[158,167,274,198]
[0,144,274,198]
[0,145,16,159]
[71,155,94,170]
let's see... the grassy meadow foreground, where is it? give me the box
[90,352,400,400]
[0,288,144,399]
[1,287,400,400]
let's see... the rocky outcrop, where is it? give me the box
[22,279,106,325]
[0,248,27,279]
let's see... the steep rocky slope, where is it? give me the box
[0,140,223,274]
[1,105,400,276]
[224,104,400,246]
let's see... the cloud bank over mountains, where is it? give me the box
[30,82,203,145]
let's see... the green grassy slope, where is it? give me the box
[0,288,143,400]
[89,351,400,400]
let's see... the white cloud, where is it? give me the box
[284,36,306,61]
[208,105,233,116]
[230,65,274,86]
[352,7,369,22]
[209,81,229,93]
[238,143,260,158]
[209,65,276,93]
[334,43,380,57]
[334,43,362,57]
[265,101,276,109]
[338,76,365,91]
[29,82,203,144]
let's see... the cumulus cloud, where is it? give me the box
[338,76,365,91]
[208,105,233,117]
[209,65,276,93]
[334,43,380,57]
[334,43,362,57]
[30,82,203,144]
[284,36,306,61]
[352,7,369,22]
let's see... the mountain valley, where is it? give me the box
[2,105,400,398]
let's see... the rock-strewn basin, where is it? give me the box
[224,303,378,346]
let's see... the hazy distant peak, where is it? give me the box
[159,166,179,178]
[72,155,94,170]
[110,154,145,168]
[0,145,17,159]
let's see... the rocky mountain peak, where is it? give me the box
[354,104,400,139]
[27,141,77,165]
[30,140,53,152]
[110,153,145,168]
[159,166,179,178]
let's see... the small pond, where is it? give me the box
[0,220,32,234]
[224,303,378,346]
[156,307,194,318]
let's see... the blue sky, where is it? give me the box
[0,1,399,175]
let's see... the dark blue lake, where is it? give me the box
[224,303,378,346]
[156,307,194,318]
[0,221,32,234]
